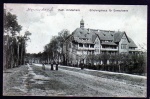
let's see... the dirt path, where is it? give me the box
[3,65,30,96]
[3,64,147,97]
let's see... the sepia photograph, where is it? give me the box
[3,4,147,97]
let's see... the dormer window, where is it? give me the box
[121,44,127,49]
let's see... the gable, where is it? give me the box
[64,34,73,43]
[121,34,128,43]
[94,36,100,44]
[114,32,130,43]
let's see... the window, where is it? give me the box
[79,43,83,47]
[112,46,117,49]
[90,44,94,48]
[121,44,127,49]
[81,23,84,25]
[129,47,135,50]
[84,44,89,47]
[95,41,99,44]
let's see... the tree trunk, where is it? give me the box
[17,43,19,66]
[10,46,14,68]
[20,43,23,65]
[119,64,121,73]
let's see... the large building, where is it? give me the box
[63,19,138,65]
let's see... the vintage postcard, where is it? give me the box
[3,4,147,97]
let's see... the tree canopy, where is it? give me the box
[4,10,22,36]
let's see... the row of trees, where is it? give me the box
[43,29,70,64]
[84,52,146,75]
[3,10,31,70]
[26,29,70,64]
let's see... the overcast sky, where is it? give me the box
[4,4,147,53]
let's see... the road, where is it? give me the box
[3,64,146,97]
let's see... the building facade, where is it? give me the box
[63,19,138,65]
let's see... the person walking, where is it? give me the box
[42,62,45,70]
[51,61,54,70]
[56,61,58,70]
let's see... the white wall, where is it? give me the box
[119,34,129,53]
[94,36,100,54]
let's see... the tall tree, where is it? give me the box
[4,10,22,69]
[42,29,70,64]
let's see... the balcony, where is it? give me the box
[101,48,118,51]
[78,47,95,50]
[129,49,139,52]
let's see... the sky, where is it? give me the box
[4,4,147,53]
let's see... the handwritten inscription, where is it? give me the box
[26,7,53,12]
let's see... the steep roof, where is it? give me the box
[114,32,130,43]
[71,28,137,48]
[92,34,97,42]
[72,28,96,44]
[74,37,94,44]
[96,31,114,41]
[114,32,124,42]
[128,37,137,48]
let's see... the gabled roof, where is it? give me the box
[114,32,124,42]
[114,32,130,43]
[72,28,96,44]
[128,37,137,48]
[92,34,97,42]
[71,28,137,48]
[64,34,73,43]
